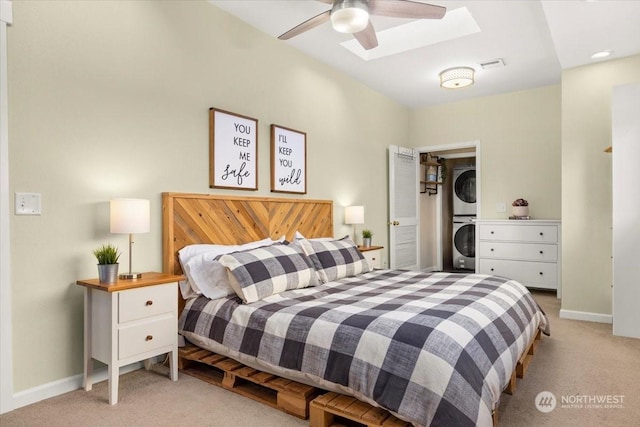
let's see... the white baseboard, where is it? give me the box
[10,362,142,412]
[559,309,612,324]
[421,266,439,272]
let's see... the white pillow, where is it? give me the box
[293,231,334,242]
[178,237,280,299]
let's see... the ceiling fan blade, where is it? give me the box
[369,0,446,19]
[353,20,379,50]
[278,10,331,40]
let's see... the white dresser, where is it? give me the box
[476,220,561,297]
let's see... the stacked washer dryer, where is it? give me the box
[452,166,476,271]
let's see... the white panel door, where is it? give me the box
[388,145,420,270]
[612,83,640,339]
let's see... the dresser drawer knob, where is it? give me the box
[490,248,494,252]
[145,335,153,341]
[539,272,543,275]
[539,250,543,254]
[490,268,494,272]
[490,231,494,234]
[146,300,153,306]
[539,232,544,236]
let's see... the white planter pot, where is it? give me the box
[512,206,529,217]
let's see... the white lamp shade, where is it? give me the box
[345,205,365,225]
[110,199,150,234]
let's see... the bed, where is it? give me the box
[162,193,549,427]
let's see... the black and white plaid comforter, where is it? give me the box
[179,270,549,427]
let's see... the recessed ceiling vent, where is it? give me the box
[480,59,505,69]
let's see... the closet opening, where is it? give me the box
[417,141,480,272]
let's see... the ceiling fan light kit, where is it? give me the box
[440,67,475,89]
[331,0,370,33]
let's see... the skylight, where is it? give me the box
[340,7,481,61]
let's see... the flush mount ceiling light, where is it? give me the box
[331,0,370,34]
[439,67,475,89]
[591,50,612,60]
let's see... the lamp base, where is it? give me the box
[119,272,142,280]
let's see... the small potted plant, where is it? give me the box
[93,243,121,284]
[362,229,373,248]
[512,198,529,218]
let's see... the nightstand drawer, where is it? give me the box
[363,249,382,269]
[119,284,175,323]
[118,315,175,360]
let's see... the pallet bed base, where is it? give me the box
[179,329,543,427]
[178,345,320,419]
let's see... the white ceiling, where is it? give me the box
[211,0,640,108]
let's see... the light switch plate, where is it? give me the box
[15,192,41,215]
[496,202,506,213]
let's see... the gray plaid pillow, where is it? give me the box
[299,236,371,283]
[218,243,319,303]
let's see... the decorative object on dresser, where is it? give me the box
[209,107,258,190]
[344,205,364,243]
[92,243,120,284]
[477,220,561,297]
[270,124,307,194]
[511,198,530,219]
[76,272,184,404]
[110,198,150,279]
[361,229,373,247]
[357,245,383,269]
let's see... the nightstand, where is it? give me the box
[76,272,184,404]
[358,245,384,269]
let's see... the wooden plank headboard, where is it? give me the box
[162,192,334,277]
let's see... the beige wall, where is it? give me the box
[560,55,640,316]
[409,85,562,220]
[8,1,407,391]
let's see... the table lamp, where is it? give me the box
[345,205,364,243]
[110,198,150,279]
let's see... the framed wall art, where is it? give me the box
[209,108,258,190]
[270,124,307,194]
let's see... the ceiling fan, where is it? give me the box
[278,0,446,50]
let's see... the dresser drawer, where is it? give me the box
[478,241,557,262]
[479,259,557,289]
[118,283,175,323]
[118,315,176,360]
[478,224,558,243]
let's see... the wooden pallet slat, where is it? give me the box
[309,392,410,427]
[179,345,319,419]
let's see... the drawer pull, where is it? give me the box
[490,248,494,252]
[490,268,494,272]
[145,300,153,306]
[145,335,153,341]
[539,232,544,236]
[539,272,543,275]
[540,250,544,254]
[490,231,494,234]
